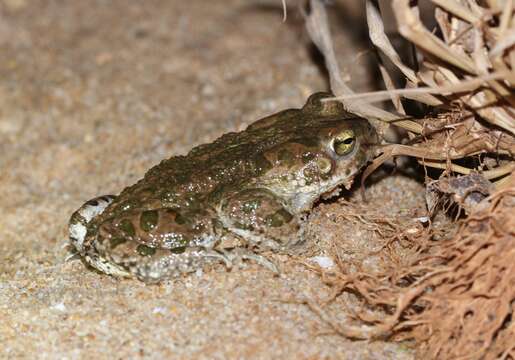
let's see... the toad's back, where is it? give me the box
[96,101,361,222]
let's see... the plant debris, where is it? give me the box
[305,177,514,359]
[426,172,494,216]
[302,0,515,358]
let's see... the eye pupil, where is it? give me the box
[333,131,356,156]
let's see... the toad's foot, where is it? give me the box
[129,247,278,283]
[221,248,279,274]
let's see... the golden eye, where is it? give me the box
[333,130,356,156]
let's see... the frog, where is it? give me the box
[68,92,379,283]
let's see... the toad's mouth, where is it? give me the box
[283,172,361,214]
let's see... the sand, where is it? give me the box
[0,1,420,358]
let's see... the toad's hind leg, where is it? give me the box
[92,208,235,282]
[69,195,280,283]
[96,217,281,282]
[69,199,235,283]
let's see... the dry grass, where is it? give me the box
[306,0,514,185]
[302,0,515,358]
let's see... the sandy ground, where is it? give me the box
[1,1,423,358]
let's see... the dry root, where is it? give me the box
[411,178,515,359]
[302,1,515,358]
[304,175,515,359]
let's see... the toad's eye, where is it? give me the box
[332,130,356,156]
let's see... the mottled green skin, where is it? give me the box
[69,93,378,282]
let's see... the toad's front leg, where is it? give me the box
[218,188,304,253]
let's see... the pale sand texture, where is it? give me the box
[1,1,420,358]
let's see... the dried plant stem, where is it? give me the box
[421,160,515,179]
[329,69,511,105]
[431,0,482,23]
[305,0,423,135]
[304,4,514,197]
[393,0,477,74]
